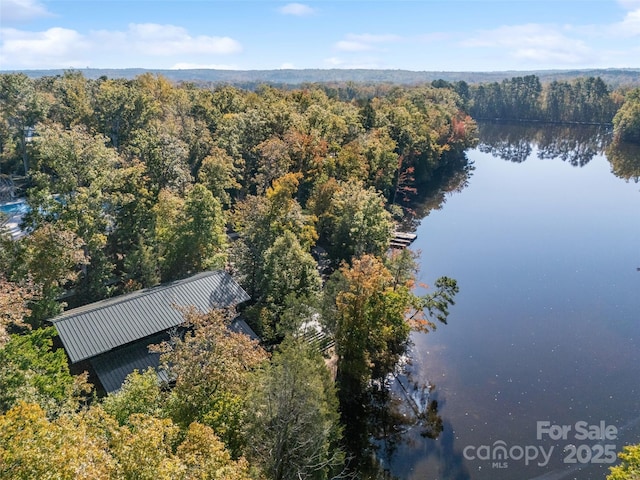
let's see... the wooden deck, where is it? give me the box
[390,231,417,249]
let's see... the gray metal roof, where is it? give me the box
[51,271,250,363]
[229,317,260,341]
[90,333,170,394]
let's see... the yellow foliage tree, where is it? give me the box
[0,402,252,480]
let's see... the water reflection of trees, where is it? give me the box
[356,357,471,480]
[478,122,532,163]
[404,153,475,224]
[478,122,612,167]
[607,140,640,182]
[405,121,618,222]
[352,360,448,480]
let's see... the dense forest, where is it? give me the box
[1,70,639,479]
[0,71,475,479]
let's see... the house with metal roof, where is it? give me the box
[50,270,256,394]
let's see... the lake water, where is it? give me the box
[382,124,640,480]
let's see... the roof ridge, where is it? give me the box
[50,270,223,323]
[51,270,249,364]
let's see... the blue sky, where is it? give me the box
[1,0,639,71]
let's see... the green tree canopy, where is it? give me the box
[101,368,167,426]
[12,223,88,324]
[197,146,241,208]
[0,327,91,417]
[252,230,323,341]
[613,88,640,144]
[163,184,228,281]
[231,173,317,297]
[246,339,343,480]
[323,181,394,263]
[154,309,268,455]
[27,123,123,303]
[150,185,227,283]
[0,73,49,174]
[326,253,458,393]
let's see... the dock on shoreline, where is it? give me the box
[390,231,417,249]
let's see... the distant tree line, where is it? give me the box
[433,75,623,124]
[12,67,640,88]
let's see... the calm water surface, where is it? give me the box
[385,124,640,480]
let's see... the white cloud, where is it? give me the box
[171,63,237,70]
[0,27,87,68]
[616,8,640,35]
[461,24,594,66]
[95,23,242,56]
[334,33,401,52]
[279,62,296,69]
[279,3,315,16]
[0,23,242,69]
[568,6,640,39]
[0,0,52,23]
[512,47,587,64]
